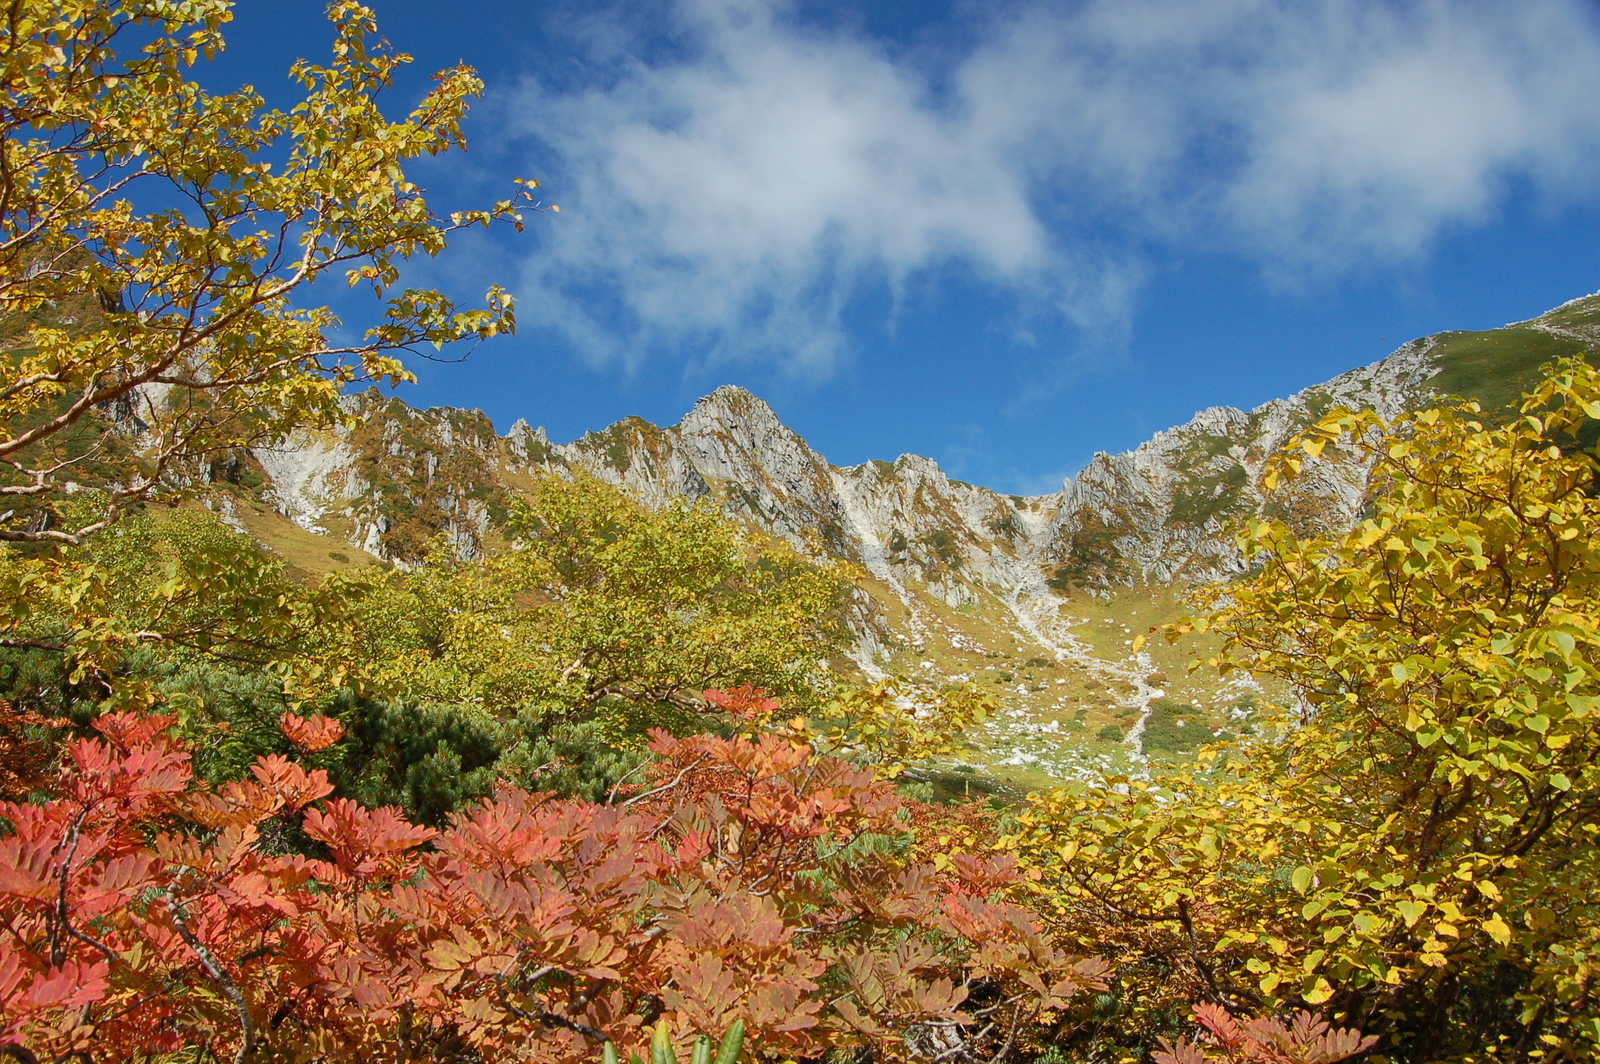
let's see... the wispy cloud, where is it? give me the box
[501,0,1600,372]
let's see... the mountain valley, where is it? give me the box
[219,291,1600,783]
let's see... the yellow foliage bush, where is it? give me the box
[1013,359,1600,1063]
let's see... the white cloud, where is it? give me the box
[1211,0,1600,262]
[503,0,1600,372]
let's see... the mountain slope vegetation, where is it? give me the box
[217,291,1600,779]
[4,3,1600,1060]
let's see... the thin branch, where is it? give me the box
[49,807,90,967]
[605,760,651,805]
[166,892,256,1064]
[492,967,608,1044]
[622,755,710,808]
[0,636,68,652]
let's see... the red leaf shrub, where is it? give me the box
[1154,1003,1378,1064]
[278,712,346,754]
[0,707,1106,1064]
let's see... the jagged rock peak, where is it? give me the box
[674,385,823,465]
[506,417,549,443]
[692,383,766,408]
[679,384,787,431]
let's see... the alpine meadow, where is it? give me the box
[4,4,1600,1064]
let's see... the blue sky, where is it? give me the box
[216,0,1600,494]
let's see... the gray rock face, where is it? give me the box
[1039,337,1440,586]
[248,338,1446,662]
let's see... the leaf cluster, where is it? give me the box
[0,0,544,545]
[339,473,851,724]
[1012,358,1600,1062]
[0,709,1107,1064]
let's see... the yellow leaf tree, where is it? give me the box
[0,0,543,546]
[1016,359,1600,1062]
[313,473,856,811]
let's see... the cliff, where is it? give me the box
[227,291,1600,777]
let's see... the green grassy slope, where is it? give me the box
[1425,293,1600,413]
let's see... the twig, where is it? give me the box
[605,760,651,805]
[622,755,710,808]
[493,978,608,1043]
[50,807,116,968]
[167,892,255,1064]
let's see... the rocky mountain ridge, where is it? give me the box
[228,292,1600,779]
[251,327,1435,631]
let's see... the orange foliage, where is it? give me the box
[1154,1003,1376,1064]
[278,712,347,754]
[0,705,1107,1064]
[0,701,54,802]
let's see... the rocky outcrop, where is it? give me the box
[245,293,1600,665]
[1039,336,1441,587]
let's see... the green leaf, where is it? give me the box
[1291,866,1314,893]
[651,1019,676,1064]
[1352,911,1384,935]
[1567,694,1600,718]
[712,1022,745,1064]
